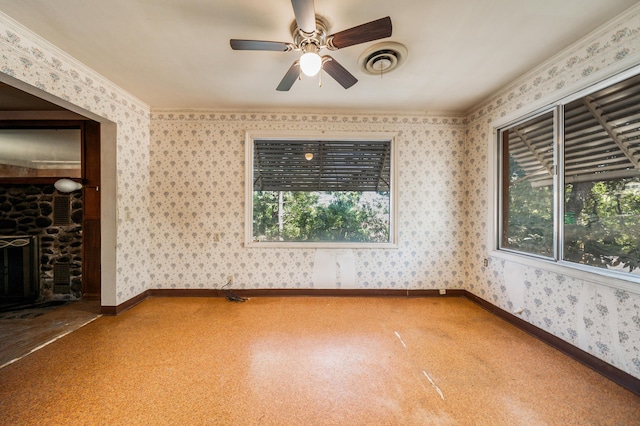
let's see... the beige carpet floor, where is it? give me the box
[0,296,638,425]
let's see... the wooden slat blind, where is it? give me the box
[253,139,391,192]
[507,73,640,187]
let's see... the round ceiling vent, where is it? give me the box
[358,42,408,75]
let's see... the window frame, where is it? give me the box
[489,65,640,290]
[244,130,399,249]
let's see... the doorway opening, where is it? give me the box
[0,87,101,308]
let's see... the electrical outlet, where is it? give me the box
[439,289,446,295]
[483,258,489,267]
[227,275,233,285]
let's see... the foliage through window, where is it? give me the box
[246,133,396,246]
[498,71,640,278]
[499,110,555,257]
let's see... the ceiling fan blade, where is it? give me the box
[328,16,392,49]
[276,61,301,91]
[230,39,292,51]
[322,56,357,89]
[291,0,316,34]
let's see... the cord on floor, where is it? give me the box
[221,279,247,302]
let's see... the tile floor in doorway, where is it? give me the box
[0,298,100,367]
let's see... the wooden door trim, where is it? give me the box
[82,121,101,299]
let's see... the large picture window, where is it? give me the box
[497,71,640,280]
[245,132,397,248]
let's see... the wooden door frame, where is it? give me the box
[81,120,101,298]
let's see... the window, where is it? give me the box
[496,70,640,280]
[245,132,397,248]
[499,110,556,258]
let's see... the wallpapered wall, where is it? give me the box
[464,5,640,378]
[1,3,639,380]
[149,113,466,290]
[0,12,151,305]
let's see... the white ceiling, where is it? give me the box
[0,0,637,113]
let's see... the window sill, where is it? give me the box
[245,241,398,249]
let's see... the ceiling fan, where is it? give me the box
[230,0,392,91]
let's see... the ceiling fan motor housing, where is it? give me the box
[291,16,330,51]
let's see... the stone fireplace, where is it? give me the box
[0,185,82,306]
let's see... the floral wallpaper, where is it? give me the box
[464,5,640,378]
[0,11,151,305]
[149,112,466,291]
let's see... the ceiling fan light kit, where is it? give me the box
[230,0,393,91]
[300,44,322,76]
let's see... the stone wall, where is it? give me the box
[0,185,82,300]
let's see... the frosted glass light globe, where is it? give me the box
[54,178,82,193]
[300,52,322,76]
